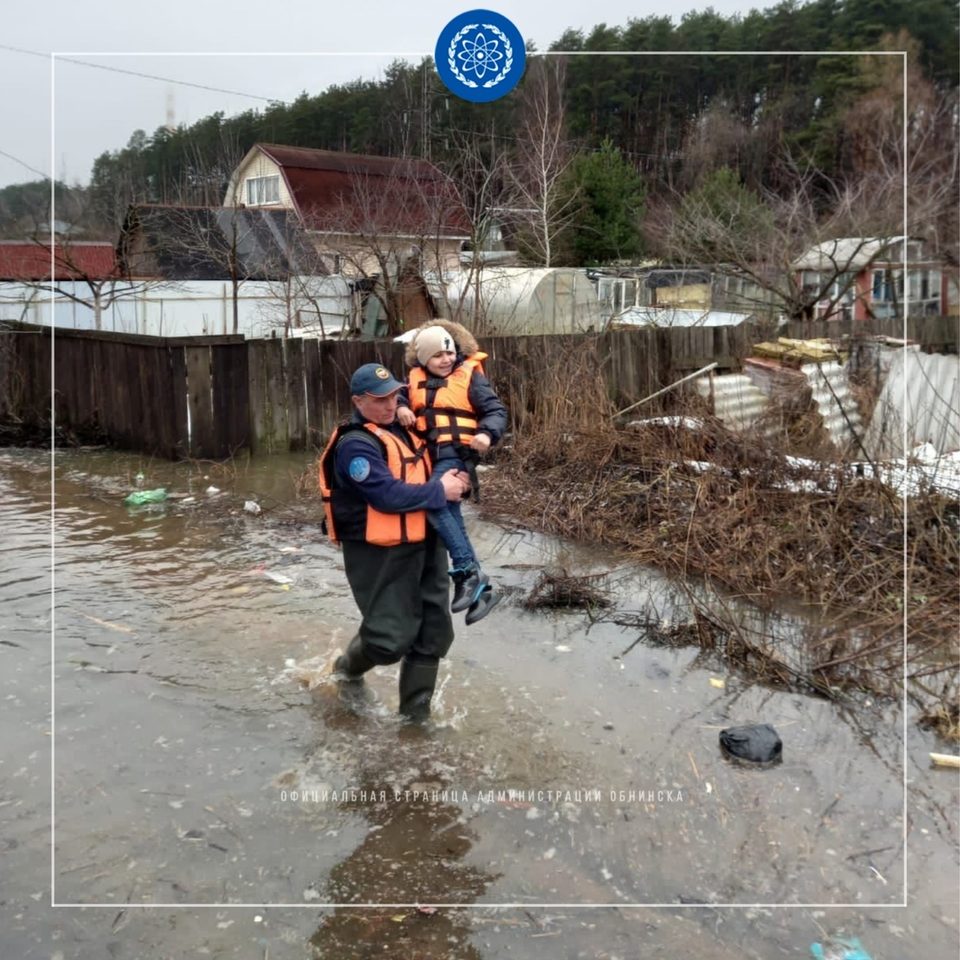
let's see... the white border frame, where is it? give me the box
[49,47,910,911]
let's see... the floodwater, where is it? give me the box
[1,445,957,959]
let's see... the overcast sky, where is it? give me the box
[0,0,762,191]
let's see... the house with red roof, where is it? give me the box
[222,144,471,281]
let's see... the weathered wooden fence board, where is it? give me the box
[185,345,216,458]
[302,339,325,446]
[169,346,188,458]
[52,333,77,431]
[246,340,272,455]
[148,344,180,459]
[317,340,345,441]
[211,342,249,458]
[283,339,307,451]
[268,341,290,453]
[27,330,51,427]
[0,330,12,421]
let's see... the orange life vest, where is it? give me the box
[318,422,430,546]
[408,353,487,447]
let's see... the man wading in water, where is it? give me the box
[318,363,470,720]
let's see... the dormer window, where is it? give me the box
[246,175,280,205]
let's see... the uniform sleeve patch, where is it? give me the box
[348,456,371,482]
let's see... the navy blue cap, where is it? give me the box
[349,363,404,397]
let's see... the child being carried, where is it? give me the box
[397,322,507,624]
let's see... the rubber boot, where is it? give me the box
[398,657,439,721]
[450,566,488,613]
[333,634,376,682]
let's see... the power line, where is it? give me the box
[0,148,48,180]
[0,44,289,104]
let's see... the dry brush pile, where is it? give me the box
[481,344,958,734]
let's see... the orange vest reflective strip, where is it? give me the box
[409,353,487,446]
[318,422,430,546]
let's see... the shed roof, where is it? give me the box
[0,240,117,281]
[119,205,325,280]
[792,236,918,272]
[613,306,751,328]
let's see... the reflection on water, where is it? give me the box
[0,446,957,959]
[306,692,492,954]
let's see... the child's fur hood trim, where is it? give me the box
[403,320,479,368]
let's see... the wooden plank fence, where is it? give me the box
[0,316,954,460]
[778,314,958,350]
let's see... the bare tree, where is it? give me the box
[656,157,905,323]
[304,162,468,336]
[254,229,348,339]
[504,57,581,267]
[674,99,783,193]
[27,237,169,332]
[122,203,259,335]
[431,127,511,331]
[177,132,247,207]
[839,35,959,264]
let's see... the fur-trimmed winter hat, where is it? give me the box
[414,325,457,365]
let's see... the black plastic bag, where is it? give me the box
[719,723,782,764]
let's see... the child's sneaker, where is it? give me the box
[450,567,488,613]
[465,584,501,625]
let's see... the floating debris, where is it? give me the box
[123,488,167,506]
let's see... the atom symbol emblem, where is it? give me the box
[456,31,504,81]
[436,11,525,102]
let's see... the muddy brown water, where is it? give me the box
[1,446,957,959]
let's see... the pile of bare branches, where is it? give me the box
[523,569,612,611]
[480,361,958,725]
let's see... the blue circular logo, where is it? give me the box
[348,457,371,483]
[435,10,526,103]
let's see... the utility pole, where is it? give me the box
[421,63,431,160]
[165,89,176,132]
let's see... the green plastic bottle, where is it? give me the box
[124,488,168,505]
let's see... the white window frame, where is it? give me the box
[908,267,941,315]
[246,175,280,206]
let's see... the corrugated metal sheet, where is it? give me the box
[802,361,864,453]
[701,359,866,449]
[863,347,960,458]
[259,143,444,179]
[695,373,777,434]
[1,277,351,337]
